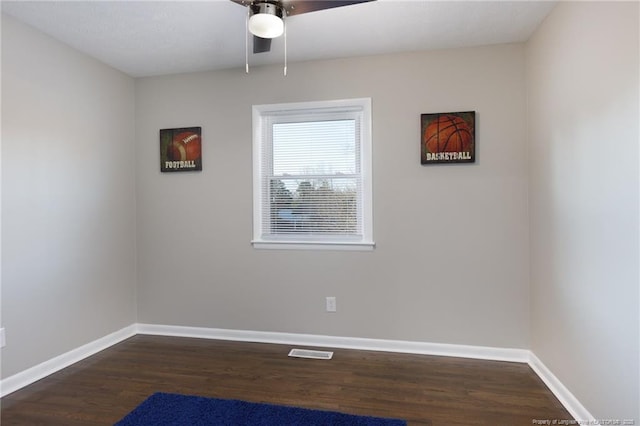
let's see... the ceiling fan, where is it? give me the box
[231,0,376,54]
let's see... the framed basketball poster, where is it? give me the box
[160,127,202,172]
[421,111,475,164]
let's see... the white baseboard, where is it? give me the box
[528,352,596,424]
[0,321,591,424]
[0,324,137,398]
[136,323,530,363]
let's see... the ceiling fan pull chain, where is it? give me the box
[283,19,287,76]
[245,8,250,73]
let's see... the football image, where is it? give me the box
[167,131,201,162]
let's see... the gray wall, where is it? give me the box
[135,44,530,348]
[527,1,639,421]
[1,15,137,378]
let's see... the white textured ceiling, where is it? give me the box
[1,0,557,77]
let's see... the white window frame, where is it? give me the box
[252,98,374,251]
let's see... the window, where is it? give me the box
[252,98,373,250]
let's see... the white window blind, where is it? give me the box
[252,99,373,250]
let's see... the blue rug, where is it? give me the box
[115,392,406,426]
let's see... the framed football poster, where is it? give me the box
[160,127,202,172]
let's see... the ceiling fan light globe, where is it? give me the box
[249,13,284,38]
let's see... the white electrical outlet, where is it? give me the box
[1,328,6,348]
[325,296,337,313]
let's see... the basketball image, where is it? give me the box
[421,112,475,164]
[167,131,201,162]
[425,114,472,152]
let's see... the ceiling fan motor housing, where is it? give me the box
[250,1,284,18]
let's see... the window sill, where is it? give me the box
[251,240,375,251]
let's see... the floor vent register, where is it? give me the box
[288,349,334,360]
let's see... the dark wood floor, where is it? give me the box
[1,335,573,425]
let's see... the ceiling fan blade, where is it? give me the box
[284,0,375,16]
[253,36,272,53]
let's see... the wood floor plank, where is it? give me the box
[1,335,573,425]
